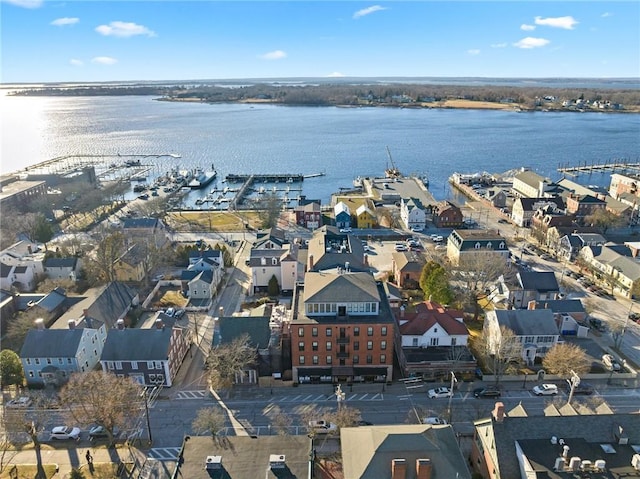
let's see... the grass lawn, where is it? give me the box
[167,211,262,231]
[0,464,58,479]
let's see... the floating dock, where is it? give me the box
[557,159,640,176]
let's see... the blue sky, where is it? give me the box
[1,1,639,83]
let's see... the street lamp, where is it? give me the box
[336,384,345,410]
[447,372,457,423]
[141,386,156,446]
[567,370,580,405]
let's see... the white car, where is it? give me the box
[339,227,352,233]
[427,387,452,399]
[532,384,558,396]
[50,426,81,440]
[6,397,32,408]
[410,225,424,232]
[308,420,337,434]
[422,416,448,425]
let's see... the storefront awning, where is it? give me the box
[354,367,388,376]
[297,368,332,377]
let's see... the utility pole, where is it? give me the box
[142,387,154,446]
[567,370,580,405]
[336,384,345,410]
[447,372,457,423]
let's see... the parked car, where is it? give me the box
[174,309,185,318]
[6,397,32,408]
[152,274,165,282]
[427,387,452,399]
[589,317,606,332]
[164,307,175,317]
[308,420,337,434]
[564,380,594,395]
[532,384,558,396]
[394,243,408,252]
[473,387,501,398]
[422,416,448,425]
[339,227,352,233]
[89,425,109,440]
[357,420,373,426]
[602,354,621,371]
[50,426,81,440]
[410,225,424,232]
[497,218,509,224]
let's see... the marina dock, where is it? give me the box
[557,159,639,176]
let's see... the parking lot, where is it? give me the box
[363,234,444,279]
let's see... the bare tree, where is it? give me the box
[205,334,257,390]
[271,412,293,436]
[59,371,142,447]
[83,231,127,284]
[542,343,591,378]
[450,254,513,319]
[585,208,626,233]
[4,310,41,352]
[256,192,282,229]
[192,407,226,439]
[326,406,362,429]
[472,325,522,385]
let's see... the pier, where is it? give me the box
[226,173,306,183]
[557,159,640,177]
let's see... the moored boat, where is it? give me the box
[188,164,217,189]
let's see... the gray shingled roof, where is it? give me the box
[518,271,559,293]
[304,272,380,303]
[20,328,86,358]
[101,325,173,361]
[43,257,77,268]
[85,282,137,330]
[491,309,559,336]
[217,316,271,349]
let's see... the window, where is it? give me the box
[380,354,386,363]
[155,361,162,369]
[326,341,332,351]
[29,371,34,378]
[299,356,305,365]
[272,258,278,265]
[367,341,373,350]
[525,336,534,343]
[58,358,63,364]
[115,361,122,370]
[451,338,457,346]
[412,338,418,346]
[381,340,387,350]
[366,355,373,364]
[354,327,360,336]
[312,327,318,337]
[298,327,304,337]
[312,341,318,351]
[354,341,360,351]
[26,359,31,365]
[367,327,374,336]
[381,326,387,336]
[46,358,52,365]
[131,361,138,370]
[107,361,114,370]
[326,356,332,364]
[147,361,154,369]
[353,355,359,364]
[298,341,305,352]
[326,328,332,337]
[35,358,40,365]
[312,356,319,364]
[430,338,439,346]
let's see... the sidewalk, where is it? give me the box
[7,444,147,478]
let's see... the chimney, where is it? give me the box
[416,458,432,479]
[219,306,224,317]
[492,402,505,422]
[35,318,45,330]
[68,319,76,330]
[391,458,406,479]
[527,300,537,310]
[116,318,125,330]
[345,261,350,272]
[400,305,405,318]
[309,255,314,271]
[205,456,222,470]
[155,318,164,330]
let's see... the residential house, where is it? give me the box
[484,309,560,365]
[216,316,272,383]
[433,201,463,228]
[472,408,640,479]
[290,271,395,384]
[391,251,425,289]
[27,287,69,326]
[306,226,367,273]
[113,244,146,283]
[564,193,607,219]
[51,281,139,330]
[248,245,298,294]
[0,241,43,292]
[446,229,509,266]
[121,217,168,248]
[100,315,190,387]
[512,170,553,198]
[528,299,589,337]
[294,201,322,229]
[355,203,377,229]
[43,257,82,282]
[334,201,352,229]
[397,301,474,379]
[579,243,640,298]
[187,248,224,287]
[253,227,289,250]
[20,317,107,387]
[498,271,561,309]
[557,232,606,262]
[484,187,508,208]
[0,263,37,293]
[172,435,311,479]
[400,197,427,229]
[341,424,471,479]
[511,197,564,227]
[560,177,632,220]
[531,206,576,248]
[382,282,403,308]
[181,269,215,300]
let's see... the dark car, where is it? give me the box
[473,387,501,398]
[564,380,594,395]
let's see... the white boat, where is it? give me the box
[188,164,217,189]
[353,176,363,188]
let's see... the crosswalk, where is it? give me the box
[173,390,385,402]
[147,447,181,461]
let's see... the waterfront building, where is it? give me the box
[446,229,509,266]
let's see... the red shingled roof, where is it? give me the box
[398,301,468,336]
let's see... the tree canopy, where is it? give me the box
[542,343,590,378]
[0,350,24,387]
[205,334,257,390]
[419,260,453,305]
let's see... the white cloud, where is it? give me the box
[601,12,612,18]
[51,17,79,26]
[467,49,481,55]
[95,21,156,38]
[2,0,42,9]
[91,56,117,65]
[534,16,578,30]
[353,5,386,19]
[520,24,536,31]
[513,37,551,49]
[70,59,83,66]
[491,43,508,48]
[260,50,287,60]
[326,72,345,77]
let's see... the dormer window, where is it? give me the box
[499,242,505,249]
[475,242,481,249]
[487,242,493,249]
